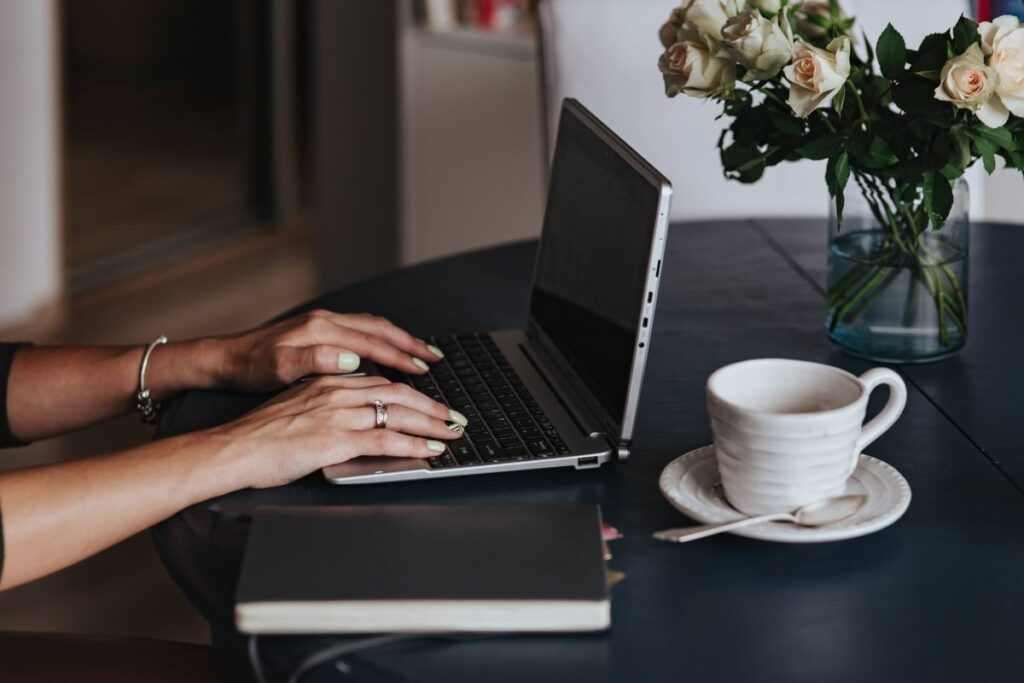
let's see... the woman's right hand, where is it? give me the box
[212,375,465,489]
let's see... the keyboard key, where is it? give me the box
[525,438,553,455]
[476,441,509,462]
[451,442,481,466]
[428,457,446,468]
[484,417,510,430]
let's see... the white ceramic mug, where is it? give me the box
[706,359,907,516]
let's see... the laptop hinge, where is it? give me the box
[519,337,615,447]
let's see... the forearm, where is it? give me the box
[0,429,245,590]
[6,340,227,442]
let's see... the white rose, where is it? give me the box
[719,7,794,81]
[934,44,1009,128]
[751,0,782,13]
[679,0,743,41]
[979,15,1024,118]
[660,36,737,99]
[783,37,851,117]
[979,14,1020,56]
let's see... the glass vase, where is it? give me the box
[826,175,969,363]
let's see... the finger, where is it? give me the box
[341,403,460,441]
[329,313,443,363]
[328,383,461,425]
[262,374,391,413]
[329,331,432,375]
[287,313,434,375]
[347,428,449,460]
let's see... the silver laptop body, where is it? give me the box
[324,99,672,484]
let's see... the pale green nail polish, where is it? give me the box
[337,350,361,372]
[427,344,444,359]
[427,440,446,453]
[413,358,430,372]
[449,409,468,427]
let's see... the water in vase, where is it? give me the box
[826,229,968,363]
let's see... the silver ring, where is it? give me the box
[373,399,389,429]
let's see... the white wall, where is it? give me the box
[0,0,62,328]
[400,24,546,264]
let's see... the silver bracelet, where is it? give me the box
[135,335,168,424]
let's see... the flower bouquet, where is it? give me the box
[658,0,1024,362]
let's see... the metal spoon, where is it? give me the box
[653,494,868,543]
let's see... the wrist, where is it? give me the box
[146,338,229,399]
[170,427,254,504]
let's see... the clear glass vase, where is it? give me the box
[826,175,969,363]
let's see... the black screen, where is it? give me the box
[530,105,662,424]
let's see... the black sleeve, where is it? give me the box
[0,343,30,449]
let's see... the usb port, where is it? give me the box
[575,456,600,469]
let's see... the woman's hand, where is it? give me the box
[210,310,445,392]
[0,374,466,589]
[212,374,465,489]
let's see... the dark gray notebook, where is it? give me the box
[235,504,610,634]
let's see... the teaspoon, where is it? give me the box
[653,494,868,543]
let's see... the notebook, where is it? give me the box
[235,504,610,634]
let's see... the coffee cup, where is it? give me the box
[706,359,907,516]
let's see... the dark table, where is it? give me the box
[155,218,1024,683]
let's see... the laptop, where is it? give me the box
[323,98,672,484]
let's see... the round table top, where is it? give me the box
[154,218,1024,683]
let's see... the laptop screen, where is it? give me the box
[529,103,663,426]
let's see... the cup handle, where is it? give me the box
[849,368,907,475]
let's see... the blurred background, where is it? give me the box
[0,0,1020,646]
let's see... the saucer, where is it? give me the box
[658,445,912,543]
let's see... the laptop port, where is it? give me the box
[575,456,600,469]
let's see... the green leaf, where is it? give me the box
[924,170,953,229]
[911,32,951,72]
[862,29,876,67]
[768,108,804,136]
[833,85,847,115]
[721,142,760,170]
[868,136,899,167]
[798,133,844,160]
[949,125,973,169]
[877,24,907,80]
[892,76,947,116]
[826,152,850,228]
[972,134,997,173]
[975,125,1015,151]
[826,151,851,197]
[721,142,766,183]
[952,14,980,55]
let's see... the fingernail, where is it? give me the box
[427,440,446,453]
[427,344,444,359]
[448,409,468,427]
[337,350,361,372]
[412,358,430,372]
[446,421,465,436]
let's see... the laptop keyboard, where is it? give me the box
[408,333,572,469]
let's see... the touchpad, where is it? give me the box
[323,456,428,480]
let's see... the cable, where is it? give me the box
[248,635,269,683]
[286,633,419,683]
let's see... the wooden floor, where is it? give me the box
[0,233,317,644]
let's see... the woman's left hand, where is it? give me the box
[207,310,444,392]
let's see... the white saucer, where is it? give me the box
[658,445,912,543]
